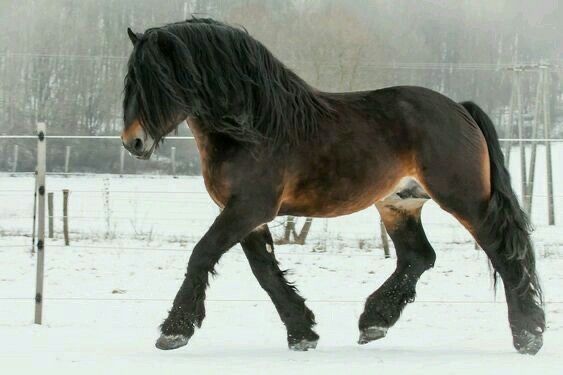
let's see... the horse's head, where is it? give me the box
[121,27,191,159]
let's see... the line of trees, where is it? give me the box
[0,0,561,173]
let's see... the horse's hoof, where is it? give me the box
[155,334,189,350]
[358,326,388,345]
[289,338,318,351]
[514,330,543,355]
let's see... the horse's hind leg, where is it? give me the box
[434,196,544,354]
[241,225,318,351]
[413,116,544,354]
[423,189,544,354]
[358,197,436,344]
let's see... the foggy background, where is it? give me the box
[0,0,561,173]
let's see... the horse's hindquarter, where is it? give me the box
[392,87,491,206]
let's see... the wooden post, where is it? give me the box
[64,145,71,173]
[542,67,555,225]
[48,192,54,238]
[119,147,125,176]
[12,144,18,172]
[380,219,390,258]
[34,122,46,325]
[63,189,70,246]
[295,218,313,245]
[171,146,177,176]
[285,216,295,243]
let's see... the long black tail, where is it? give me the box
[461,101,542,305]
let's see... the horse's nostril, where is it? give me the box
[134,138,143,152]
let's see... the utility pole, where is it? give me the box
[505,64,556,224]
[524,69,544,215]
[542,66,555,225]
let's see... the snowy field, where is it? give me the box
[1,145,562,374]
[1,235,562,374]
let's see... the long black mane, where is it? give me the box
[124,18,333,146]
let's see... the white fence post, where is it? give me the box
[34,122,47,325]
[31,171,38,255]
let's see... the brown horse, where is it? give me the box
[121,18,544,354]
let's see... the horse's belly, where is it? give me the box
[279,158,416,218]
[280,195,375,217]
[280,178,401,217]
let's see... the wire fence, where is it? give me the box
[0,131,562,326]
[1,296,562,305]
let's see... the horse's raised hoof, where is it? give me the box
[289,338,318,351]
[514,330,543,355]
[155,334,189,350]
[358,326,388,345]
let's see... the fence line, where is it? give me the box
[1,192,562,200]
[0,189,207,193]
[1,215,558,229]
[38,244,449,255]
[2,238,560,255]
[1,296,562,304]
[1,134,563,142]
[0,135,194,140]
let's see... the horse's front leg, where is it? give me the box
[156,196,277,350]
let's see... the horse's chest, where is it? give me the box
[200,159,230,208]
[187,118,231,208]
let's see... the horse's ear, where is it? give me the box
[127,27,141,45]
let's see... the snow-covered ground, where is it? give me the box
[0,144,562,374]
[1,235,562,374]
